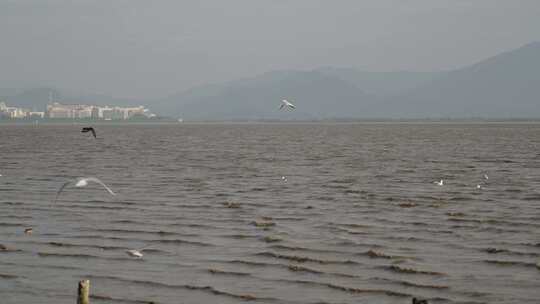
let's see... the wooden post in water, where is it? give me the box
[77,279,90,304]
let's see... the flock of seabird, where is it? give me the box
[5,100,508,303]
[4,99,299,259]
[433,173,488,189]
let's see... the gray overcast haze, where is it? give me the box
[1,0,539,99]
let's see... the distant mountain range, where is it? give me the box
[153,70,380,120]
[387,41,540,118]
[313,67,441,97]
[155,41,540,120]
[151,69,445,120]
[2,42,539,119]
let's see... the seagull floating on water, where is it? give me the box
[281,176,287,182]
[476,184,482,189]
[434,180,444,186]
[54,177,116,203]
[81,127,97,138]
[126,245,151,258]
[279,99,296,110]
[484,174,489,180]
[126,249,144,258]
[24,227,33,235]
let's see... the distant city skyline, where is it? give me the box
[0,100,155,120]
[1,0,539,99]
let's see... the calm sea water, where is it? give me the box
[1,123,539,304]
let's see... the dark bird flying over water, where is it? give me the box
[81,127,96,138]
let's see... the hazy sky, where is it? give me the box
[1,0,539,98]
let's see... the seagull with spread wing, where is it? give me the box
[279,99,296,110]
[81,127,97,138]
[54,177,116,203]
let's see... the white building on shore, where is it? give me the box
[1,101,155,120]
[46,102,155,120]
[0,102,44,119]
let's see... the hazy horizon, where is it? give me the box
[1,0,539,99]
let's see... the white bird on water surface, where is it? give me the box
[484,174,489,180]
[279,99,296,110]
[54,177,116,203]
[434,180,444,186]
[126,245,152,258]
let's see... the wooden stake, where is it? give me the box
[77,279,90,304]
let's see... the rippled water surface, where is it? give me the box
[1,123,540,304]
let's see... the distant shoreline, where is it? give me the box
[1,118,540,125]
[0,118,176,125]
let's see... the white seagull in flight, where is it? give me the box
[434,180,444,186]
[279,99,296,110]
[54,177,116,203]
